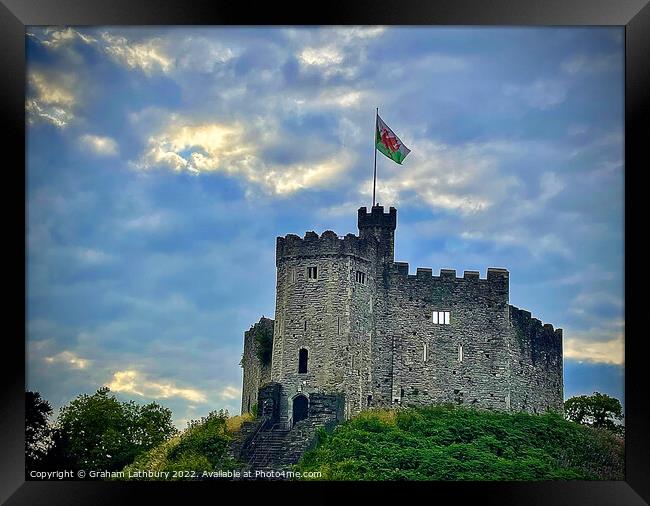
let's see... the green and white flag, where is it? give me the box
[376,114,411,164]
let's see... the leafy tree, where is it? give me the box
[564,392,624,433]
[25,391,53,469]
[54,387,177,471]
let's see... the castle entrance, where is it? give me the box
[292,394,308,426]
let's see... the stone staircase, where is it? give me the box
[245,426,291,472]
[231,415,339,479]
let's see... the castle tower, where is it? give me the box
[271,215,384,423]
[357,205,397,263]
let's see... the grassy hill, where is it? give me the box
[294,405,624,481]
[119,410,251,479]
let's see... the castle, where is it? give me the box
[240,205,563,428]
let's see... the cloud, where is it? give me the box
[174,36,236,73]
[561,53,620,75]
[29,28,175,76]
[26,71,76,127]
[293,26,387,80]
[107,369,208,403]
[73,247,114,265]
[123,212,174,233]
[539,171,564,202]
[219,386,240,400]
[44,350,90,369]
[299,45,344,67]
[569,290,623,319]
[503,79,568,109]
[361,138,521,215]
[331,26,387,42]
[137,119,250,174]
[135,116,352,195]
[28,27,96,48]
[100,33,174,74]
[79,134,119,156]
[564,335,623,365]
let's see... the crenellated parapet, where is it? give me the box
[276,230,376,265]
[390,262,509,284]
[509,304,563,364]
[357,205,397,230]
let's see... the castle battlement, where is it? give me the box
[358,205,397,229]
[391,262,509,283]
[510,304,563,341]
[276,229,375,265]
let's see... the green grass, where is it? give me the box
[294,405,624,481]
[118,410,252,480]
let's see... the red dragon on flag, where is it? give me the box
[376,114,410,164]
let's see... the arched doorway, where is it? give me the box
[292,394,309,426]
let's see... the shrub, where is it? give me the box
[295,405,624,481]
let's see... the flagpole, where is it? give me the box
[372,107,378,208]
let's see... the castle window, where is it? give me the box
[290,268,296,283]
[337,316,340,335]
[433,311,450,325]
[308,266,318,279]
[304,320,307,331]
[298,348,308,373]
[458,344,463,362]
[355,271,366,284]
[367,395,373,406]
[423,343,428,362]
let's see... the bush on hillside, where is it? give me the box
[121,410,252,480]
[295,405,624,481]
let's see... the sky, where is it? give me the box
[26,26,624,428]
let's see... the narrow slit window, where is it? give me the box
[355,271,366,284]
[337,316,340,335]
[290,268,296,282]
[304,320,307,331]
[423,343,427,362]
[308,266,318,279]
[298,348,308,373]
[458,344,463,362]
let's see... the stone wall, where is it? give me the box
[240,318,273,415]
[508,305,564,413]
[377,266,512,411]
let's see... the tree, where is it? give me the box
[25,391,53,469]
[564,392,624,434]
[54,387,178,471]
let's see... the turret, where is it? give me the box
[357,205,397,262]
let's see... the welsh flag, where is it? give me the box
[376,114,411,164]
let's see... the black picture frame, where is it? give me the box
[2,0,647,503]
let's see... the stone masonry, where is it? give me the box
[240,317,273,415]
[240,205,563,424]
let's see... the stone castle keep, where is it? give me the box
[240,205,563,431]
